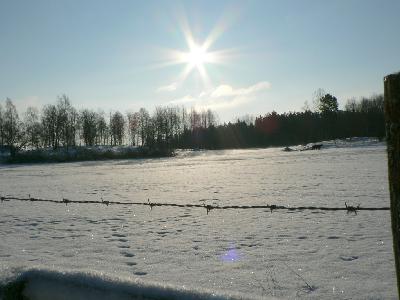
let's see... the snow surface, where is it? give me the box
[0,140,396,299]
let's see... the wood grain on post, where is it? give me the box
[384,72,400,296]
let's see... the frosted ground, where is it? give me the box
[0,139,396,299]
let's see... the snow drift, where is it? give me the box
[0,268,257,300]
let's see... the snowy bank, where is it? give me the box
[283,137,385,152]
[0,145,173,164]
[0,268,259,300]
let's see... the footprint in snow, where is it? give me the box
[121,251,135,257]
[112,233,126,238]
[134,271,147,276]
[340,255,359,261]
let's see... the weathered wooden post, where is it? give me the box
[385,72,400,297]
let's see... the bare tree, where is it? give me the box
[110,111,125,145]
[127,112,139,146]
[208,109,218,127]
[0,103,4,147]
[312,88,326,112]
[166,106,181,140]
[3,98,22,155]
[96,111,108,145]
[66,106,78,148]
[138,108,150,146]
[41,104,57,148]
[153,106,166,145]
[80,109,97,146]
[56,95,77,149]
[345,98,357,112]
[189,108,201,130]
[24,107,41,149]
[302,100,311,112]
[181,107,189,131]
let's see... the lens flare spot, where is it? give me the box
[220,246,241,262]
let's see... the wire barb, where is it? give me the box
[204,204,214,215]
[148,198,155,210]
[345,202,360,215]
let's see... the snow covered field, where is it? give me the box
[0,142,396,299]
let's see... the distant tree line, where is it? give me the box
[173,93,384,149]
[0,92,384,156]
[0,95,218,156]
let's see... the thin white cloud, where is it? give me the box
[211,85,234,98]
[157,82,178,92]
[211,81,271,98]
[168,81,271,110]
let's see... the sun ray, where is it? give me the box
[177,11,197,50]
[197,64,212,89]
[177,63,195,83]
[153,9,240,88]
[202,5,240,51]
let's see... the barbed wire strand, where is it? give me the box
[0,195,390,215]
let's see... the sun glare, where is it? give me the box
[186,45,208,67]
[155,11,237,87]
[172,41,218,87]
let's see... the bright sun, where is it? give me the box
[184,44,210,68]
[158,13,234,87]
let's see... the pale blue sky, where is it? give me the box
[0,0,399,121]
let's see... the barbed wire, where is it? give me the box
[0,195,390,215]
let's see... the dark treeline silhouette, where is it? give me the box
[0,93,384,160]
[174,93,384,149]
